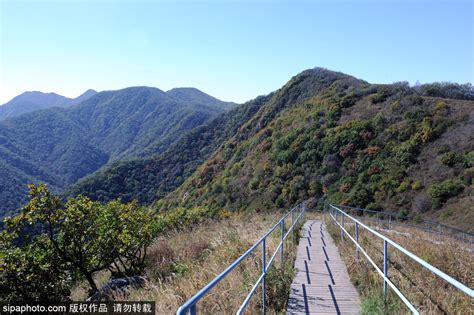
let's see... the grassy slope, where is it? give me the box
[326,215,473,314]
[72,211,303,314]
[157,69,473,230]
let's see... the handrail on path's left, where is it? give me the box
[176,202,307,315]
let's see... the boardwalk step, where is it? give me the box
[287,220,361,314]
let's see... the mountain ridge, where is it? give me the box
[0,89,98,120]
[0,86,231,216]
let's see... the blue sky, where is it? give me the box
[1,0,472,104]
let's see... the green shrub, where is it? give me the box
[0,233,74,302]
[427,179,464,209]
[2,184,158,299]
[464,151,474,168]
[440,151,463,167]
[263,253,296,312]
[411,180,423,190]
[395,179,411,193]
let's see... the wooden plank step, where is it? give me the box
[287,220,361,314]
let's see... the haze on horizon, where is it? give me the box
[1,0,473,104]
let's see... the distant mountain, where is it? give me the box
[167,88,236,110]
[0,89,98,120]
[66,93,267,204]
[0,86,231,217]
[72,89,98,104]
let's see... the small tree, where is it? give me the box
[0,232,74,302]
[3,184,157,297]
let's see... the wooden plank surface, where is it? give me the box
[287,220,361,314]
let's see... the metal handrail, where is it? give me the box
[338,204,474,243]
[176,202,307,315]
[327,203,474,314]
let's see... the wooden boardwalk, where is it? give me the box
[287,220,360,314]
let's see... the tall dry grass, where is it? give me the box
[326,213,474,314]
[109,210,303,314]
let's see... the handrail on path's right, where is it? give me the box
[327,203,474,315]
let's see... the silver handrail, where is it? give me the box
[176,202,307,315]
[327,203,473,314]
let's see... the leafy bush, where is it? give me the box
[464,151,474,168]
[263,252,296,312]
[427,179,464,209]
[411,181,423,190]
[2,184,158,299]
[0,233,74,302]
[440,151,463,167]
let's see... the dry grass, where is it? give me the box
[326,213,474,314]
[104,210,303,314]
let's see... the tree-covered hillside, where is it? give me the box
[65,93,268,204]
[0,87,232,216]
[0,89,97,120]
[156,68,474,230]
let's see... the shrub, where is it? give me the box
[339,143,356,158]
[249,177,259,190]
[395,179,411,193]
[435,100,449,112]
[3,184,158,297]
[339,182,352,193]
[0,233,74,302]
[390,100,401,111]
[366,146,381,156]
[411,180,423,190]
[440,151,463,167]
[263,253,296,311]
[462,167,474,186]
[412,193,432,213]
[464,151,474,168]
[427,179,464,209]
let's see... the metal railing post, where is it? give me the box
[291,209,295,243]
[383,240,388,298]
[281,220,285,263]
[341,213,345,240]
[355,222,359,261]
[190,305,196,315]
[262,238,266,314]
[323,202,326,224]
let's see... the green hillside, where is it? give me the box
[0,87,231,216]
[156,68,474,230]
[65,93,269,204]
[0,89,97,120]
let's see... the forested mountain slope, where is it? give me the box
[157,68,473,230]
[0,87,231,216]
[66,93,268,204]
[0,89,97,120]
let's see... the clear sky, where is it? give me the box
[0,0,473,104]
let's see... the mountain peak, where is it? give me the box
[167,87,236,110]
[73,89,98,104]
[0,89,98,120]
